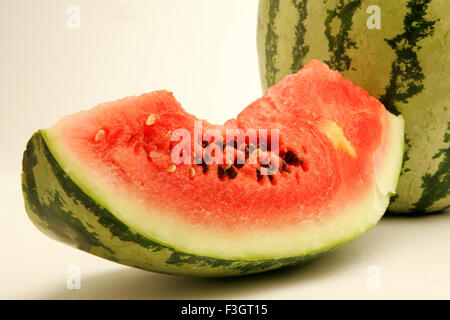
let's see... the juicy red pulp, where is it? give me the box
[55,60,387,231]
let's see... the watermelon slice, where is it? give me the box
[22,60,404,277]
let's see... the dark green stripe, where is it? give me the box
[379,0,439,213]
[264,0,281,89]
[413,121,450,212]
[379,0,436,116]
[401,136,412,174]
[324,0,361,72]
[290,0,310,73]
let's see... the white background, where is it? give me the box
[0,0,449,299]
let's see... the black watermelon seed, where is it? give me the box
[234,163,245,169]
[226,165,238,179]
[218,165,226,179]
[284,150,299,165]
[256,168,263,181]
[268,175,274,182]
[202,162,209,173]
[299,157,304,165]
[282,160,290,172]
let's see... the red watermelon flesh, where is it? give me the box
[25,60,403,273]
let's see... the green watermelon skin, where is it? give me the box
[22,131,320,277]
[257,0,450,213]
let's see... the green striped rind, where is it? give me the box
[413,123,450,212]
[378,0,436,117]
[323,0,361,72]
[22,131,319,277]
[257,0,280,90]
[257,0,450,213]
[290,0,310,73]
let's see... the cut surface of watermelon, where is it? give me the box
[22,60,403,276]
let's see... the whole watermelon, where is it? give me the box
[257,0,449,213]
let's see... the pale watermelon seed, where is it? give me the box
[189,167,195,179]
[145,114,156,126]
[94,129,106,142]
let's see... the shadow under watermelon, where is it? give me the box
[36,245,359,300]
